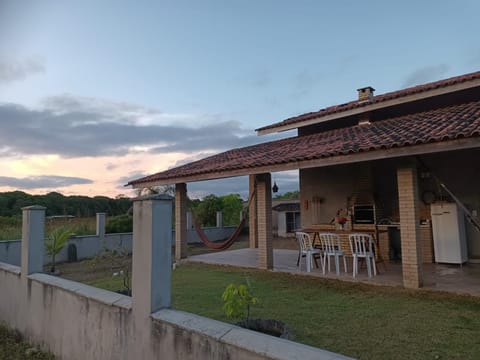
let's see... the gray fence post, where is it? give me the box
[21,206,46,276]
[96,212,106,238]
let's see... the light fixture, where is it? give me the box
[272,181,279,193]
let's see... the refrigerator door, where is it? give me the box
[431,203,467,264]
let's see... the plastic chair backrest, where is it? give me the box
[319,233,340,253]
[349,234,373,256]
[296,232,313,252]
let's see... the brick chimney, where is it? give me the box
[357,86,375,101]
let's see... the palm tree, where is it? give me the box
[45,227,74,273]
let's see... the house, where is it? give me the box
[272,200,301,237]
[128,71,480,289]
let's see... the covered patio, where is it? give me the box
[186,247,480,297]
[128,71,480,291]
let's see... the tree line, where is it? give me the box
[0,191,132,217]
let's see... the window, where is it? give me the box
[286,211,301,232]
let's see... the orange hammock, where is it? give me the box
[194,217,247,251]
[193,187,256,251]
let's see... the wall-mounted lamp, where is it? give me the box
[272,181,279,193]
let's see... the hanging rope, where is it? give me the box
[193,186,256,251]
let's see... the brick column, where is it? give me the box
[249,174,258,248]
[131,194,173,358]
[175,183,188,261]
[256,173,273,269]
[397,162,423,288]
[21,205,46,276]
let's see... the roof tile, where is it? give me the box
[129,100,480,186]
[256,71,480,132]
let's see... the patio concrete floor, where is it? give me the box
[186,248,480,297]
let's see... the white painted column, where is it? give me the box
[21,205,46,276]
[96,212,106,238]
[216,211,223,228]
[131,194,173,358]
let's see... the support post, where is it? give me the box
[397,160,423,288]
[249,174,258,248]
[21,206,46,276]
[256,173,273,269]
[175,183,188,261]
[216,211,223,228]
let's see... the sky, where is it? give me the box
[0,0,479,199]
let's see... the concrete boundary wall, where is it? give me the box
[0,201,351,360]
[0,226,236,266]
[0,262,350,359]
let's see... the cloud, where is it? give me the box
[0,57,45,83]
[402,65,450,88]
[0,175,93,189]
[0,94,290,159]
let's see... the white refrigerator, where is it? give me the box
[430,202,467,264]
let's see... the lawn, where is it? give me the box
[64,260,480,360]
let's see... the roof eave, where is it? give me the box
[256,78,480,135]
[128,137,480,188]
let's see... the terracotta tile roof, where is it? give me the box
[256,71,480,132]
[128,100,480,186]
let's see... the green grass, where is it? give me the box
[82,262,480,360]
[0,323,54,360]
[0,217,97,241]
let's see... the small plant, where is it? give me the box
[222,281,258,323]
[44,226,74,273]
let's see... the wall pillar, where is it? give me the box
[216,211,223,228]
[249,174,258,248]
[256,173,273,269]
[397,161,423,288]
[96,212,106,238]
[131,194,173,357]
[175,183,188,261]
[21,206,46,276]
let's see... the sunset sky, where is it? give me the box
[1,0,479,199]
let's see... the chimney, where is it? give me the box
[357,86,375,101]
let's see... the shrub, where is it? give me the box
[106,214,133,233]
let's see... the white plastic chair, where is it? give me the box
[348,234,377,278]
[318,233,347,276]
[295,232,321,273]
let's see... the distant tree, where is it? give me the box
[273,190,299,200]
[221,194,243,226]
[192,194,222,227]
[0,191,132,217]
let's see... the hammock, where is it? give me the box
[194,217,247,250]
[193,187,256,251]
